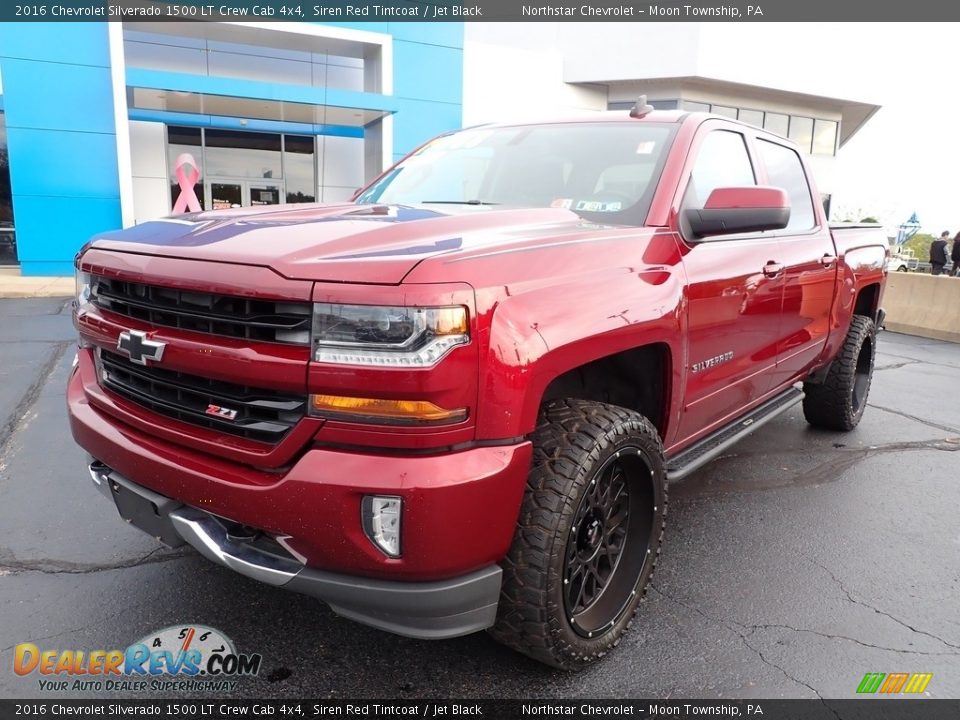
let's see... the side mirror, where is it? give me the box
[685,186,790,239]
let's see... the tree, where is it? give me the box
[902,232,934,260]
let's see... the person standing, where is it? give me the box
[931,231,949,275]
[952,231,960,276]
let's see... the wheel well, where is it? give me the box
[541,344,670,438]
[853,283,880,320]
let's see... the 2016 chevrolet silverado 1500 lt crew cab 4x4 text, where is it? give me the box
[68,104,888,669]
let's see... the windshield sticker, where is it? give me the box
[551,198,574,209]
[575,200,623,212]
[636,141,657,155]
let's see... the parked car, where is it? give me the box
[68,106,888,669]
[889,245,919,272]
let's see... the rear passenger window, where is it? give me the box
[684,131,756,209]
[757,140,816,231]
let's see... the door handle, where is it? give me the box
[762,261,784,278]
[820,254,838,267]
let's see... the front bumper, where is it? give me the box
[68,351,534,638]
[89,461,501,639]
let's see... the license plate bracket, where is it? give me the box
[108,473,186,548]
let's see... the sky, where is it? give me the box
[803,25,956,236]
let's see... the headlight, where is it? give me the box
[75,268,92,307]
[312,303,469,367]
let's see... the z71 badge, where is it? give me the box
[205,404,238,421]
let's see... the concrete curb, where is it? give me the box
[0,275,74,299]
[0,267,76,299]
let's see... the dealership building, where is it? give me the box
[0,21,878,276]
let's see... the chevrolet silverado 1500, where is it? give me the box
[68,106,888,669]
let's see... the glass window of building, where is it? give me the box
[711,105,738,119]
[757,139,815,231]
[167,126,205,212]
[682,100,711,112]
[204,129,282,179]
[812,119,838,156]
[788,116,814,153]
[167,127,319,211]
[763,112,789,138]
[284,135,316,203]
[608,99,679,111]
[685,131,756,209]
[124,31,366,92]
[738,109,764,128]
[0,112,16,265]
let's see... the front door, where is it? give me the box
[207,179,284,210]
[673,125,784,443]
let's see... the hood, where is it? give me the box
[90,203,588,284]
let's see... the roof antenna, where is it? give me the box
[629,95,655,119]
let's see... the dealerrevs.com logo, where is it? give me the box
[14,625,261,693]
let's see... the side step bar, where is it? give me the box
[666,386,803,481]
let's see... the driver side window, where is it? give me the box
[684,130,756,209]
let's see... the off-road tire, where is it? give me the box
[489,399,667,670]
[803,315,876,431]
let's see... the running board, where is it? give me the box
[666,387,803,481]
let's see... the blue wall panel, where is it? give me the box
[0,22,112,67]
[5,128,121,199]
[390,26,464,158]
[0,22,121,276]
[387,22,464,48]
[392,43,463,105]
[0,59,117,134]
[391,98,463,158]
[12,196,121,275]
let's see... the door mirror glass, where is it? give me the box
[685,186,791,239]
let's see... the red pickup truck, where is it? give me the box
[68,107,887,669]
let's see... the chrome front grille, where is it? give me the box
[97,350,306,444]
[92,276,312,345]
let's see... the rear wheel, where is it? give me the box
[489,399,667,669]
[803,315,876,431]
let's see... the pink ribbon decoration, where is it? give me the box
[172,153,202,214]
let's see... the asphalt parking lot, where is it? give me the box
[1,297,958,700]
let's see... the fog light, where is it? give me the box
[362,495,402,558]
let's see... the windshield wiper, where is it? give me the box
[420,199,501,206]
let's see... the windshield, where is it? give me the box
[355,122,677,226]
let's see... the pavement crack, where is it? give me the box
[651,585,831,703]
[0,339,71,456]
[0,598,156,655]
[0,545,193,576]
[806,558,960,652]
[873,360,921,371]
[747,622,958,656]
[867,403,960,435]
[875,349,960,372]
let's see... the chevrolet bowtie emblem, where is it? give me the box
[117,330,166,366]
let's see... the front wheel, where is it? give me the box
[489,399,667,669]
[803,315,876,431]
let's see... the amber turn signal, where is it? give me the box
[309,395,468,426]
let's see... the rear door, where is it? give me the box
[672,123,784,443]
[754,139,837,385]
